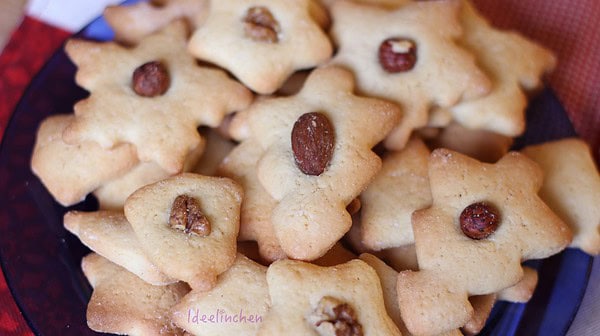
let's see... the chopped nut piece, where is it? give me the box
[291,112,335,176]
[378,37,417,73]
[459,202,500,239]
[310,296,363,336]
[243,6,280,43]
[132,61,170,97]
[169,195,211,236]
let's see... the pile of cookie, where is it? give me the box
[30,0,600,335]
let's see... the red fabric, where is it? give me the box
[0,16,70,336]
[0,2,599,335]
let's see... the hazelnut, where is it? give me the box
[132,61,170,97]
[291,112,335,176]
[169,195,211,237]
[378,38,417,73]
[243,6,280,43]
[459,202,500,239]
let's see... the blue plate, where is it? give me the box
[0,5,593,336]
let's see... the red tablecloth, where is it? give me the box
[0,1,598,335]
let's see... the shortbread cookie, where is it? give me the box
[260,259,401,335]
[361,137,431,250]
[65,210,175,285]
[94,139,205,210]
[522,138,600,255]
[124,173,243,290]
[330,0,491,150]
[248,66,401,260]
[462,294,496,336]
[361,253,480,336]
[172,254,269,336]
[31,114,138,206]
[187,0,333,94]
[63,20,252,174]
[426,122,514,163]
[82,253,189,336]
[218,138,286,262]
[396,149,572,335]
[104,0,209,45]
[497,266,538,303]
[436,0,557,136]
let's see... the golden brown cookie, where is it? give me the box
[30,114,138,206]
[218,138,286,262]
[64,210,174,285]
[248,66,401,260]
[522,138,600,255]
[104,0,209,45]
[435,0,557,136]
[360,137,432,250]
[260,259,401,335]
[63,20,252,174]
[330,0,491,150]
[171,254,269,335]
[124,173,243,290]
[396,149,572,335]
[188,0,333,94]
[82,253,189,335]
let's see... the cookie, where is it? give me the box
[435,0,557,136]
[217,138,286,262]
[359,253,462,336]
[187,0,333,94]
[497,266,538,303]
[30,114,138,206]
[94,138,205,210]
[82,253,189,336]
[124,173,243,290]
[64,210,175,285]
[259,258,401,335]
[63,20,253,174]
[104,0,209,45]
[248,66,401,260]
[522,138,600,255]
[396,149,572,335]
[172,253,269,336]
[462,294,496,336]
[330,0,491,150]
[425,122,514,163]
[360,137,432,250]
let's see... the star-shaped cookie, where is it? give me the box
[396,149,572,335]
[64,210,175,285]
[434,0,557,136]
[330,0,491,150]
[124,173,243,291]
[82,253,189,335]
[522,138,600,255]
[171,254,270,335]
[63,20,253,174]
[259,259,401,335]
[247,66,401,260]
[218,138,286,262]
[104,0,209,45]
[187,0,333,94]
[31,114,138,206]
[360,137,432,250]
